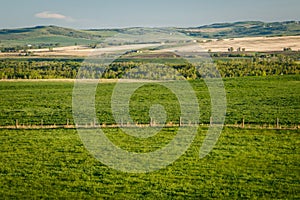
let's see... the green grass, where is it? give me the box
[0,75,299,198]
[0,81,74,126]
[223,75,300,125]
[0,127,298,199]
[0,75,299,126]
[0,36,96,47]
[24,36,97,46]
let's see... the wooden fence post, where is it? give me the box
[242,118,244,128]
[15,119,18,128]
[276,118,279,129]
[210,117,213,126]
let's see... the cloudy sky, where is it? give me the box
[0,0,299,29]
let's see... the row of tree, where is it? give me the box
[0,55,299,79]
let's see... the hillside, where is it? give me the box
[0,21,299,48]
[181,21,300,38]
[0,26,117,47]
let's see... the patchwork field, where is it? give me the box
[197,35,300,52]
[1,35,300,58]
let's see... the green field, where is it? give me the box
[0,75,299,126]
[0,127,298,198]
[0,75,299,198]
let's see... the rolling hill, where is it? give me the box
[181,21,300,38]
[0,21,299,48]
[0,26,117,47]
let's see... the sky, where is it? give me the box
[0,0,299,29]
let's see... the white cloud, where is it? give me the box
[35,11,74,21]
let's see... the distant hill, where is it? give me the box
[181,21,300,38]
[0,25,117,47]
[0,21,299,47]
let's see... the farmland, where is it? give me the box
[0,127,299,198]
[0,75,299,198]
[1,21,300,49]
[0,21,300,198]
[0,75,299,127]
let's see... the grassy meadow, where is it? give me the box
[0,75,299,126]
[0,75,299,198]
[0,127,299,199]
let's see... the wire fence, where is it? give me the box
[0,118,299,130]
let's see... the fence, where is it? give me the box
[0,118,299,130]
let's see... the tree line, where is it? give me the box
[0,54,299,79]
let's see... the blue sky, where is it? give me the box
[1,0,299,29]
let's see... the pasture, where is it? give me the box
[0,75,299,126]
[0,75,299,198]
[0,127,299,199]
